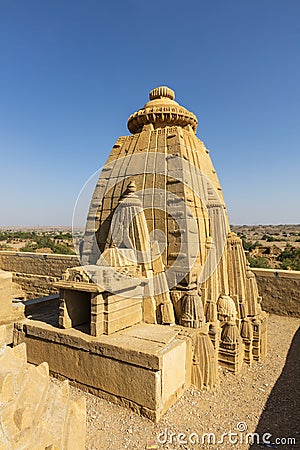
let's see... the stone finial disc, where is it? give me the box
[149,86,175,101]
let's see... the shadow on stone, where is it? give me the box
[25,294,60,327]
[251,327,299,449]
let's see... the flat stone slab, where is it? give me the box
[15,319,184,370]
[120,323,182,345]
[14,319,189,421]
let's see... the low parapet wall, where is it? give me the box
[0,251,79,299]
[0,251,299,316]
[253,268,300,317]
[0,251,79,277]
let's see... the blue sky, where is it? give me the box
[0,0,299,226]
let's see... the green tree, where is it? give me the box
[277,246,300,270]
[247,256,270,269]
[242,238,260,252]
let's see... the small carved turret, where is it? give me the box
[180,285,205,328]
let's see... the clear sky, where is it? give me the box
[0,0,299,226]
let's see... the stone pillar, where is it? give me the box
[240,318,254,366]
[0,270,12,321]
[90,293,105,336]
[252,313,268,361]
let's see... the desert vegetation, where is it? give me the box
[0,225,299,270]
[0,229,78,255]
[232,224,300,270]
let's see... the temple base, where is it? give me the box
[13,319,191,422]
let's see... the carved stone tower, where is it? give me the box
[81,86,268,371]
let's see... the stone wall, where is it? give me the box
[0,251,79,300]
[253,268,300,317]
[0,251,299,316]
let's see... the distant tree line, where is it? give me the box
[241,239,300,271]
[1,230,299,267]
[0,231,75,255]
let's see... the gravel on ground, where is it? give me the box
[65,314,300,450]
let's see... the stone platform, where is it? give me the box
[0,269,25,345]
[14,317,191,422]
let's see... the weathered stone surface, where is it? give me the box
[0,343,86,449]
[161,339,186,402]
[0,252,79,277]
[120,323,182,344]
[0,325,6,349]
[0,251,79,299]
[253,268,300,317]
[0,271,25,346]
[14,320,189,421]
[0,270,12,319]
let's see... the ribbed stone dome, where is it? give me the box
[127,86,198,134]
[217,295,237,319]
[149,86,175,101]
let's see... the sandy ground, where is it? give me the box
[66,314,300,450]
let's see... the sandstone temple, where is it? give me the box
[1,86,268,429]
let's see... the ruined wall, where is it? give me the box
[0,251,79,299]
[253,268,300,317]
[0,334,86,449]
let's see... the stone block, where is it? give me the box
[0,372,14,402]
[14,320,190,421]
[0,343,86,449]
[103,305,142,334]
[161,339,186,402]
[0,325,6,348]
[0,270,12,319]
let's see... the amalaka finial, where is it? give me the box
[149,86,175,101]
[127,86,198,134]
[127,180,137,193]
[122,180,137,197]
[119,180,141,206]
